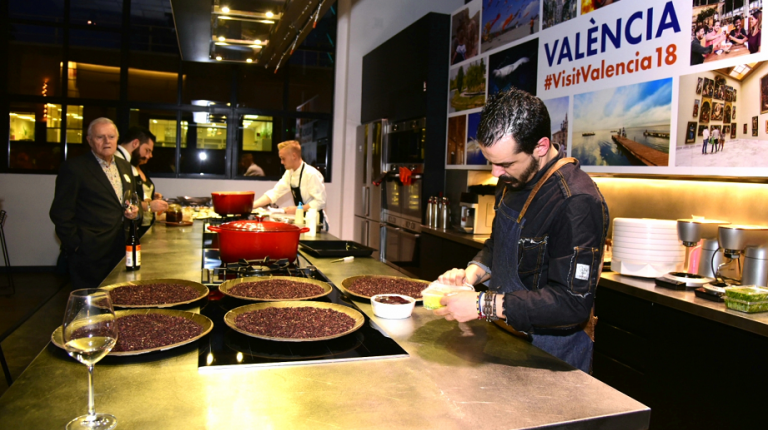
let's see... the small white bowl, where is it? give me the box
[370,294,416,319]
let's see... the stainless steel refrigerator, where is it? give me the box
[353,120,385,260]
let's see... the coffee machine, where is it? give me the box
[715,225,768,287]
[655,219,729,289]
[458,192,495,234]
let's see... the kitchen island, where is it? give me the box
[0,223,649,429]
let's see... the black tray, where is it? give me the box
[299,240,375,258]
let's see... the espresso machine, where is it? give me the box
[714,225,768,287]
[655,218,729,290]
[458,192,495,234]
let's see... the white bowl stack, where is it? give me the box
[611,218,685,278]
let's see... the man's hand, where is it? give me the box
[284,206,297,215]
[149,199,168,213]
[154,192,163,200]
[438,264,487,287]
[124,204,139,220]
[433,291,480,322]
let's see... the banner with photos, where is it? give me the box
[447,0,767,177]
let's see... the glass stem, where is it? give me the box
[87,364,96,421]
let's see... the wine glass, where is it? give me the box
[123,189,139,212]
[62,289,119,430]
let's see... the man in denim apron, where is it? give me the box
[435,89,609,373]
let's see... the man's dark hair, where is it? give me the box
[476,88,551,154]
[119,125,156,146]
[695,25,704,35]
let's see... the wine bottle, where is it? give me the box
[126,221,141,271]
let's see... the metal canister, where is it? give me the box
[426,197,434,227]
[432,197,441,228]
[440,197,450,230]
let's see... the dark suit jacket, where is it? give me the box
[50,152,137,282]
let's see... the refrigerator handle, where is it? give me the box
[363,220,369,246]
[363,186,370,217]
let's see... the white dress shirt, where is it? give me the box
[262,161,326,210]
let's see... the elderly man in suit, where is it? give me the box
[50,117,139,289]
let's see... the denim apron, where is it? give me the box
[489,157,593,372]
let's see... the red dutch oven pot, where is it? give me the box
[211,191,255,216]
[207,220,310,263]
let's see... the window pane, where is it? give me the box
[237,115,283,178]
[9,103,62,171]
[70,0,123,28]
[289,118,331,180]
[65,105,118,159]
[10,0,65,22]
[287,59,334,113]
[237,67,285,110]
[129,108,178,174]
[179,114,227,175]
[68,30,122,99]
[8,25,64,96]
[181,62,232,105]
[130,25,179,54]
[128,51,179,103]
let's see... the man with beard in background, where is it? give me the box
[433,88,609,373]
[115,126,168,235]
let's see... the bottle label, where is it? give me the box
[126,245,142,267]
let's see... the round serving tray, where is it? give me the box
[218,276,332,302]
[51,309,214,356]
[223,301,364,342]
[339,275,429,301]
[101,278,209,308]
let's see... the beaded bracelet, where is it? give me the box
[477,292,484,319]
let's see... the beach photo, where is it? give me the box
[543,96,570,153]
[466,112,488,165]
[572,78,672,167]
[448,58,486,113]
[451,1,481,65]
[488,38,538,96]
[481,0,540,52]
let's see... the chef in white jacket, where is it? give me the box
[252,140,327,224]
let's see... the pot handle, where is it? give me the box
[299,227,310,233]
[207,225,221,232]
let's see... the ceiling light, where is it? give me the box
[216,56,222,61]
[215,42,228,46]
[260,20,275,24]
[218,16,232,20]
[246,58,253,63]
[218,36,225,41]
[266,11,273,18]
[221,6,230,13]
[254,39,262,45]
[249,45,262,49]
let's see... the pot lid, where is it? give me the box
[219,220,301,233]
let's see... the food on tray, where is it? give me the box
[71,314,203,352]
[724,297,768,313]
[347,276,426,299]
[374,295,411,305]
[228,280,325,299]
[235,307,355,339]
[109,283,200,306]
[724,286,768,302]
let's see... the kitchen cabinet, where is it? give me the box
[594,285,768,430]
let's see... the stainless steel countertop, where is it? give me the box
[600,272,768,337]
[420,225,490,249]
[0,222,649,429]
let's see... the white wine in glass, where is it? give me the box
[62,289,119,430]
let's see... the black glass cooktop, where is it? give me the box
[197,252,409,372]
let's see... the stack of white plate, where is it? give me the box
[611,218,685,278]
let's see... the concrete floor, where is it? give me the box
[0,272,70,397]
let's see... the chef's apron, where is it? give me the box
[489,157,593,373]
[290,163,326,229]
